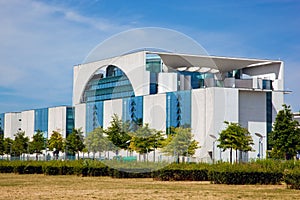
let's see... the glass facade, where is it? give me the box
[86,101,104,134]
[0,113,4,135]
[146,54,162,95]
[178,71,205,89]
[66,107,75,137]
[122,96,143,128]
[266,92,272,150]
[34,108,48,138]
[166,90,191,133]
[83,65,134,102]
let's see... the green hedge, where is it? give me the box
[284,169,300,189]
[153,163,209,181]
[208,162,284,185]
[1,159,300,189]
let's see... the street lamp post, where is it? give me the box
[209,134,217,164]
[255,133,264,159]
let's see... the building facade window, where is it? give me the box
[66,107,75,137]
[122,96,143,129]
[266,92,272,150]
[0,113,4,135]
[34,108,48,138]
[83,65,134,103]
[86,101,104,134]
[166,90,191,133]
[146,54,162,95]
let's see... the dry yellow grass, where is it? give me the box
[0,173,299,200]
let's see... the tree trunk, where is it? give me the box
[230,148,232,164]
[236,150,238,164]
[77,152,80,160]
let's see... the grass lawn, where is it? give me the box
[0,173,299,200]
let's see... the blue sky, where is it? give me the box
[0,0,299,113]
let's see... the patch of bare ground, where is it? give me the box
[0,174,299,200]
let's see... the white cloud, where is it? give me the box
[0,0,130,112]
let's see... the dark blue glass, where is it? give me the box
[0,113,4,135]
[34,108,48,138]
[83,66,134,103]
[122,96,143,129]
[66,107,75,137]
[166,90,191,133]
[266,92,272,150]
[86,101,104,133]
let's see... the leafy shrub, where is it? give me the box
[284,169,300,189]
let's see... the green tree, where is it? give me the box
[85,127,108,159]
[217,121,253,164]
[269,104,300,160]
[129,123,165,161]
[48,131,64,159]
[0,134,4,158]
[3,137,13,156]
[105,114,131,156]
[65,128,85,160]
[29,130,45,160]
[162,127,199,163]
[12,131,29,158]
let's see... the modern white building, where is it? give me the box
[293,113,300,125]
[72,50,285,162]
[0,106,74,140]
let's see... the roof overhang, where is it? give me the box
[147,51,282,73]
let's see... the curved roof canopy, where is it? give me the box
[149,51,281,73]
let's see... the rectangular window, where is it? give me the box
[266,92,272,150]
[86,101,104,134]
[66,107,75,137]
[122,96,143,129]
[0,113,4,135]
[34,108,48,138]
[166,90,191,133]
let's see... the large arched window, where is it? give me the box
[82,65,134,103]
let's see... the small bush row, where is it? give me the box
[1,160,300,188]
[284,169,300,189]
[0,160,153,178]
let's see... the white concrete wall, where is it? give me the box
[75,103,86,135]
[239,90,267,160]
[4,112,21,139]
[103,99,122,129]
[21,110,35,140]
[73,51,148,105]
[191,89,207,161]
[158,72,177,94]
[191,88,239,162]
[48,107,67,139]
[272,91,284,121]
[143,93,166,131]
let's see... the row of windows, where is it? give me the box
[88,75,129,87]
[85,85,134,98]
[90,79,131,90]
[86,91,134,102]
